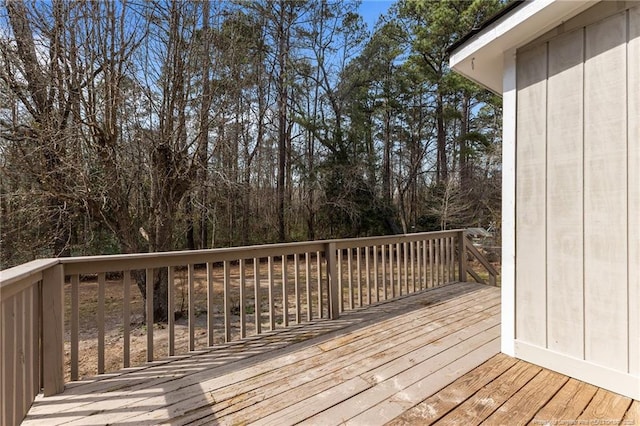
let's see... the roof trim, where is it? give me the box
[448,0,596,94]
[446,0,526,55]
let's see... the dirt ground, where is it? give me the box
[64,260,328,381]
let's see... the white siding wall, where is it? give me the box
[514,5,640,399]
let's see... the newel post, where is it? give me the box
[325,242,340,320]
[458,230,467,283]
[41,264,65,396]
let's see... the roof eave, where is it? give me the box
[449,0,597,94]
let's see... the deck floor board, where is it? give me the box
[22,282,640,426]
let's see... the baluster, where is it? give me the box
[71,274,79,380]
[188,264,195,351]
[168,267,175,355]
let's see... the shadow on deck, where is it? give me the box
[23,282,499,425]
[22,280,640,425]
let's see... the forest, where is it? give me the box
[0,0,504,270]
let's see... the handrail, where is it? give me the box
[0,228,496,425]
[0,258,59,301]
[463,235,498,286]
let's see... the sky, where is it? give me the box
[358,0,395,32]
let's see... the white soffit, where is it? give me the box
[449,0,595,94]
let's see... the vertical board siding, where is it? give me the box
[516,42,548,347]
[517,5,640,381]
[546,28,585,358]
[584,12,628,370]
[628,4,640,376]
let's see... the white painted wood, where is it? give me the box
[546,28,584,358]
[516,42,547,347]
[501,49,517,357]
[628,4,640,376]
[584,12,628,370]
[515,340,640,400]
[449,0,593,94]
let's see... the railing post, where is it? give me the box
[325,242,340,320]
[458,230,467,283]
[41,264,64,396]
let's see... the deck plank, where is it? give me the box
[623,400,640,424]
[167,299,500,425]
[576,388,632,423]
[296,326,500,425]
[44,282,485,402]
[434,360,542,425]
[529,378,598,423]
[117,309,498,425]
[31,283,485,405]
[481,368,568,425]
[385,353,518,426]
[343,338,501,425]
[24,283,497,426]
[22,281,638,426]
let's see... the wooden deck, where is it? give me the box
[22,282,638,425]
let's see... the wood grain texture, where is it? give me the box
[623,400,640,424]
[22,283,496,425]
[531,378,598,423]
[20,281,640,426]
[482,368,568,425]
[435,360,542,424]
[577,387,632,422]
[386,354,518,426]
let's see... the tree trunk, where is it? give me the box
[436,92,448,184]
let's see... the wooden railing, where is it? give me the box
[0,229,497,425]
[462,235,499,287]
